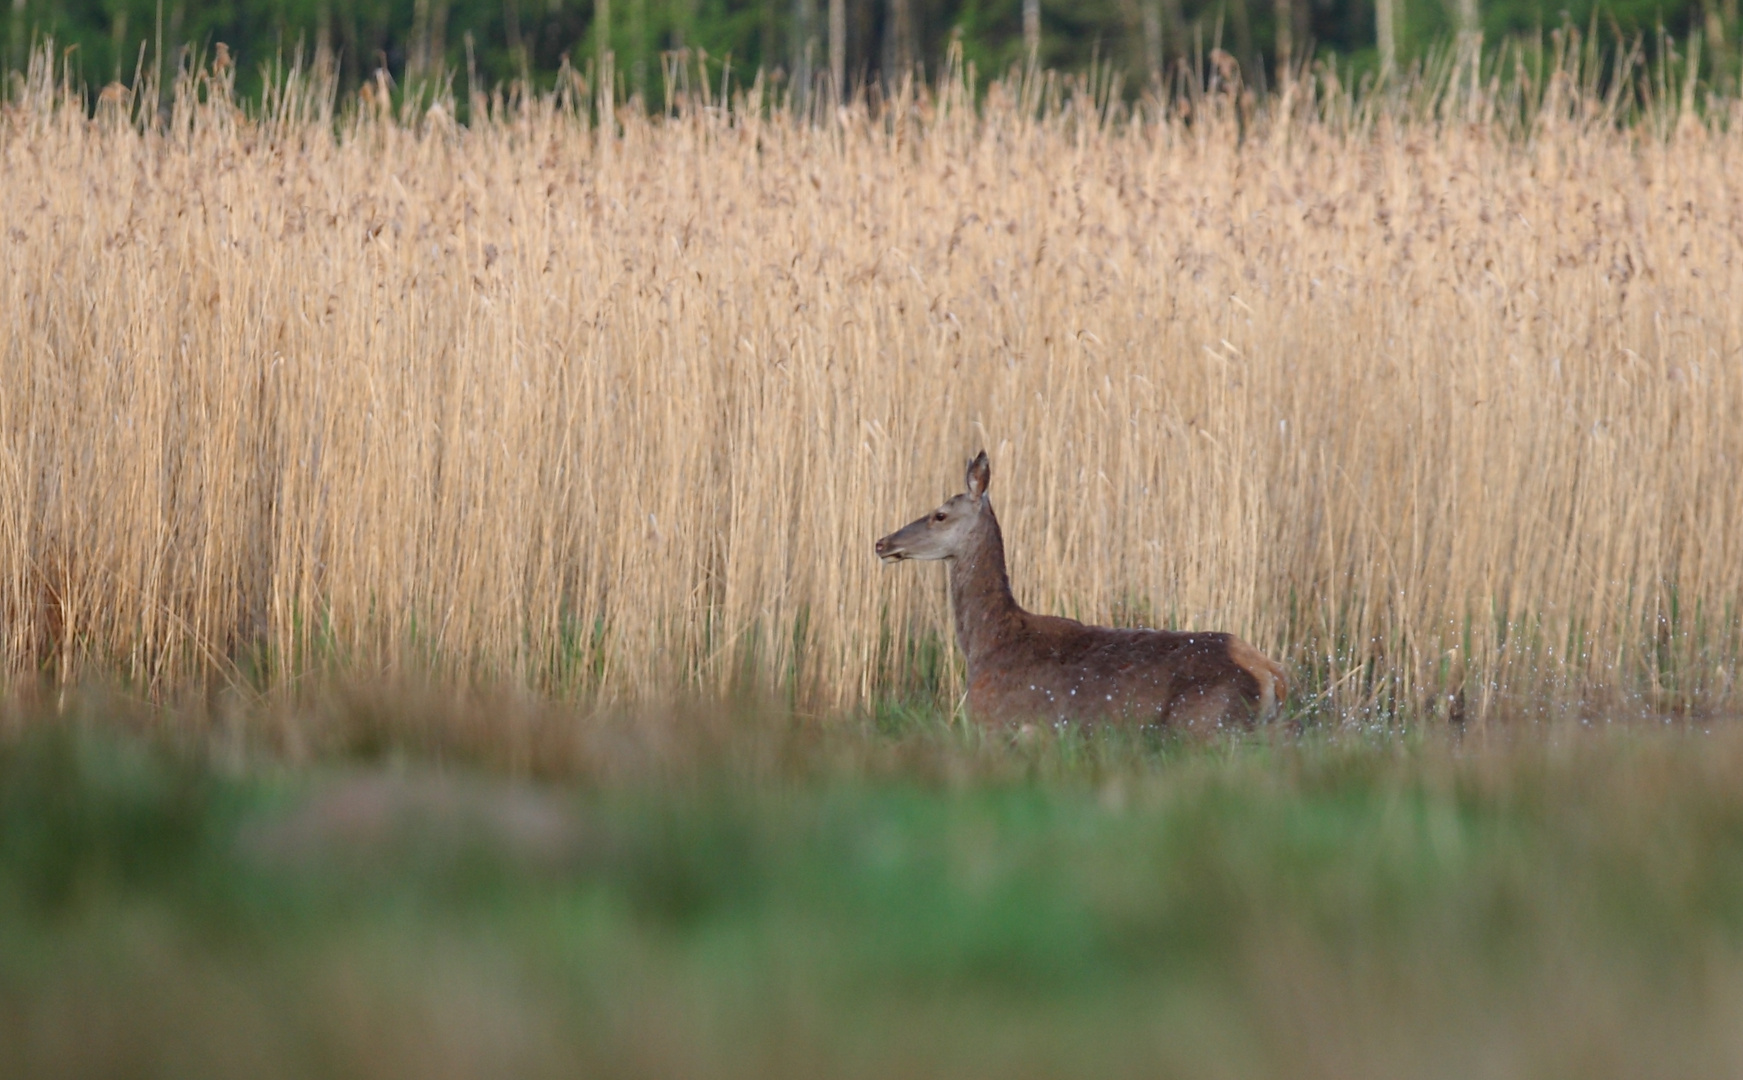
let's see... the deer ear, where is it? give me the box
[965,451,991,498]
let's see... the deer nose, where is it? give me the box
[875,535,900,560]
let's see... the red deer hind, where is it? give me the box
[875,451,1287,733]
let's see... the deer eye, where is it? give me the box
[933,511,948,521]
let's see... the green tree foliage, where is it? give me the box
[2,0,1737,106]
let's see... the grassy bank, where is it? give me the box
[4,697,1742,1079]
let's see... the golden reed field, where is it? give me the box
[1,48,1740,722]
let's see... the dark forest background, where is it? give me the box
[2,0,1738,109]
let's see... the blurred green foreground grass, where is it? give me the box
[3,697,1743,1079]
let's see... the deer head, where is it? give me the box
[875,451,992,563]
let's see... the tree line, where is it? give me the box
[4,0,1737,107]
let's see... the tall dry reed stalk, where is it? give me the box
[2,46,1739,721]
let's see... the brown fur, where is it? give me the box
[877,452,1287,733]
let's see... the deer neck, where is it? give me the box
[948,502,1020,665]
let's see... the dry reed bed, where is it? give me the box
[1,61,1740,719]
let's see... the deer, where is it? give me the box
[875,451,1288,734]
